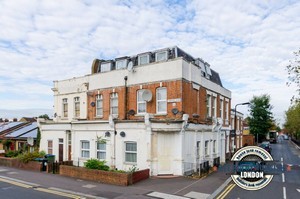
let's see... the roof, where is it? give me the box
[210,69,223,87]
[19,117,37,122]
[0,122,23,133]
[5,122,37,139]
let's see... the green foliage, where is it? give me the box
[5,150,21,158]
[2,139,12,150]
[17,151,46,163]
[248,94,274,142]
[128,165,139,173]
[284,101,300,139]
[84,159,110,171]
[36,128,41,149]
[38,114,50,120]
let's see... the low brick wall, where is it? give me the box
[132,169,150,184]
[0,157,42,171]
[59,165,149,186]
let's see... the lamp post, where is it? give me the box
[233,102,250,153]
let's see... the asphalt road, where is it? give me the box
[223,139,300,199]
[0,180,72,199]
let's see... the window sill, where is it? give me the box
[154,113,167,116]
[124,162,137,165]
[135,113,146,116]
[95,116,103,119]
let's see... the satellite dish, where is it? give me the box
[127,61,134,72]
[27,137,34,146]
[141,89,152,102]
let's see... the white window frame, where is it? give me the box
[138,54,150,65]
[196,141,201,157]
[220,99,224,119]
[74,97,80,118]
[116,59,127,70]
[225,101,229,120]
[80,140,90,158]
[47,140,53,154]
[96,94,103,117]
[205,141,209,156]
[125,142,137,163]
[137,90,147,114]
[101,62,111,72]
[110,93,118,116]
[62,98,68,118]
[155,51,168,62]
[206,94,211,117]
[156,87,167,114]
[212,96,216,117]
[213,140,216,153]
[97,142,106,160]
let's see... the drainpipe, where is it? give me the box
[124,76,128,120]
[109,115,116,168]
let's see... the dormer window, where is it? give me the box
[116,59,127,70]
[101,62,112,72]
[138,54,150,65]
[155,51,168,62]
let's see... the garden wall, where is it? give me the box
[59,165,149,186]
[0,157,42,171]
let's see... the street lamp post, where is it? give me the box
[233,102,250,152]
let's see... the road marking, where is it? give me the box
[147,191,190,199]
[281,157,283,162]
[282,173,285,183]
[216,184,236,199]
[184,191,210,199]
[35,187,81,199]
[0,178,32,189]
[283,187,286,199]
[297,188,300,193]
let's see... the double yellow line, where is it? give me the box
[216,183,236,199]
[0,177,81,198]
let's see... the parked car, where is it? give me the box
[236,161,262,174]
[259,141,272,154]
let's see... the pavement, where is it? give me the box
[0,163,233,199]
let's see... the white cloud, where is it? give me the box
[0,0,299,125]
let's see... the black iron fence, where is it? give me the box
[47,160,73,174]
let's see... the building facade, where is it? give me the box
[39,46,232,176]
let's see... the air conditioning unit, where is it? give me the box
[141,89,152,102]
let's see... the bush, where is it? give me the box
[17,151,46,163]
[84,159,110,171]
[5,150,20,158]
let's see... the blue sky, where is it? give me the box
[0,0,299,125]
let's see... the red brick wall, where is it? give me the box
[60,165,131,186]
[132,169,150,184]
[0,157,42,171]
[86,79,231,126]
[59,165,149,186]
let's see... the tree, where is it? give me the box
[38,114,50,120]
[36,127,41,149]
[286,49,300,102]
[248,94,273,142]
[284,101,300,140]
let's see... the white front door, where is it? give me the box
[157,133,174,175]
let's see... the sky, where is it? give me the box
[0,0,299,126]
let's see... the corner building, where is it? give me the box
[39,46,232,176]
